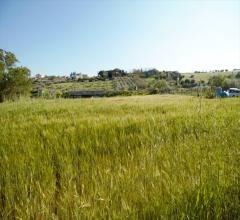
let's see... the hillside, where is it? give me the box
[182,71,237,83]
[31,69,240,99]
[33,77,138,97]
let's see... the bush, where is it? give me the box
[208,75,227,88]
[56,90,62,98]
[133,76,148,89]
[181,79,198,88]
[62,91,70,98]
[152,79,170,93]
[148,87,159,94]
[235,72,240,79]
[205,88,215,99]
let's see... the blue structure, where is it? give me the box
[216,87,229,98]
[216,87,222,97]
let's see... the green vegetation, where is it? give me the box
[207,74,240,90]
[0,49,31,102]
[34,77,138,98]
[0,95,239,219]
[0,49,237,101]
[182,71,240,84]
[31,67,240,99]
[209,75,228,88]
[49,81,113,91]
[150,79,170,94]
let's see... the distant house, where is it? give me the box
[70,72,86,80]
[35,74,46,79]
[165,71,181,81]
[145,69,160,77]
[68,90,106,98]
[98,68,126,79]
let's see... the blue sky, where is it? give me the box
[0,0,239,76]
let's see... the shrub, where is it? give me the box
[235,72,240,79]
[205,88,215,99]
[208,75,227,88]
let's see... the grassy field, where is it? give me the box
[0,95,240,219]
[182,71,236,83]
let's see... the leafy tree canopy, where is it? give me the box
[208,75,227,88]
[236,72,240,79]
[153,79,168,90]
[0,49,31,102]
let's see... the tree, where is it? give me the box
[133,76,148,89]
[152,79,169,93]
[208,75,228,88]
[235,72,240,79]
[0,49,31,102]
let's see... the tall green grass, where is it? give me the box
[0,95,239,219]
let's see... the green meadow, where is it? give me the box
[182,71,237,83]
[0,95,239,219]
